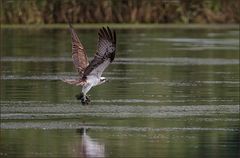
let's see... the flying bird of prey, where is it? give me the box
[62,24,116,105]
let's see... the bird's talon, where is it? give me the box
[81,95,90,105]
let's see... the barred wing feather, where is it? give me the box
[82,27,116,79]
[69,23,89,76]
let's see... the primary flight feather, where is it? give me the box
[62,24,117,105]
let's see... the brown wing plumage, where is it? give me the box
[82,27,116,79]
[69,23,89,76]
[61,78,86,86]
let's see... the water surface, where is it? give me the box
[1,26,239,158]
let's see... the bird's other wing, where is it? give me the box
[82,27,116,79]
[61,78,86,86]
[69,23,89,76]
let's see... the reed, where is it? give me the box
[1,0,239,24]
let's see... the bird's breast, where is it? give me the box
[86,75,100,86]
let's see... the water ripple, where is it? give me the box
[2,57,239,65]
[1,102,239,119]
[153,38,239,50]
[1,122,239,132]
[1,75,132,81]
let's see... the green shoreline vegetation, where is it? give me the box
[1,0,239,24]
[1,24,239,29]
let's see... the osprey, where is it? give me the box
[62,24,116,105]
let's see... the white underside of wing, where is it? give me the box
[89,59,111,79]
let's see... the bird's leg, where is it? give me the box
[80,83,92,105]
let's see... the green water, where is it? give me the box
[1,26,239,158]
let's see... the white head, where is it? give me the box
[99,77,108,85]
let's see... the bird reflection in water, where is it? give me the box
[74,128,105,158]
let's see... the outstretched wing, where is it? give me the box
[61,78,86,86]
[69,23,89,76]
[82,27,116,79]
